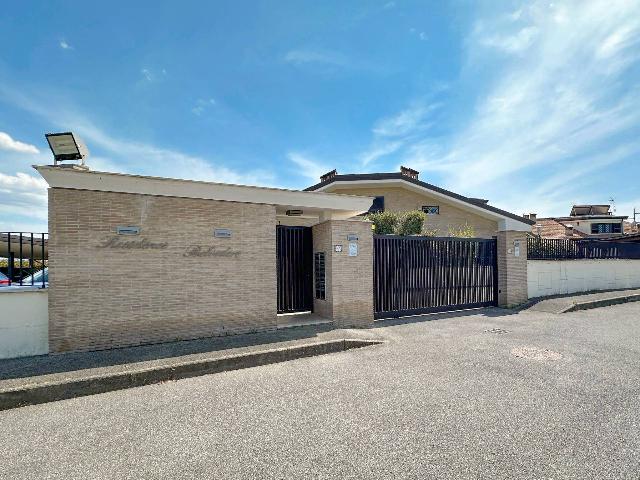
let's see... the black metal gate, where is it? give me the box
[374,235,498,319]
[277,225,313,314]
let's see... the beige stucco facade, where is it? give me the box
[324,185,499,238]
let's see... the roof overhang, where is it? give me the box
[34,166,374,224]
[316,178,532,231]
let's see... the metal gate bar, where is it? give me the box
[373,235,498,319]
[276,226,313,314]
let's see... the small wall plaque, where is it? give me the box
[116,226,140,235]
[334,244,343,253]
[214,228,232,238]
[347,234,359,241]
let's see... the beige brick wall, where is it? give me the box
[327,185,499,238]
[312,220,373,327]
[497,230,528,307]
[48,188,277,353]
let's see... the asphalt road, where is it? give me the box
[1,303,639,479]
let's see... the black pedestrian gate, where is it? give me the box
[276,225,313,314]
[374,235,498,319]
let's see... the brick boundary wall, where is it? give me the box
[48,188,277,353]
[312,220,374,328]
[497,230,528,307]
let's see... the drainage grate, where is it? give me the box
[484,328,509,334]
[511,346,563,361]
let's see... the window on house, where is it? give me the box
[591,223,622,234]
[314,252,326,300]
[369,196,385,213]
[422,205,440,215]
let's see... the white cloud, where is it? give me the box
[0,84,275,187]
[372,102,439,137]
[0,132,39,154]
[141,68,153,81]
[191,98,217,116]
[284,49,348,67]
[287,152,329,182]
[354,99,441,169]
[402,0,640,216]
[0,172,48,230]
[360,140,404,166]
[72,121,274,186]
[480,26,539,53]
[59,40,72,50]
[409,29,428,41]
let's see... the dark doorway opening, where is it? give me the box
[276,226,314,314]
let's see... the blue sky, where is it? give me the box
[1,0,640,232]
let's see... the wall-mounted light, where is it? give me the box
[45,132,89,168]
[286,209,303,216]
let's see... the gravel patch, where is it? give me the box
[511,346,563,361]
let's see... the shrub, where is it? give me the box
[448,223,476,238]
[422,224,440,237]
[366,211,398,235]
[396,210,427,236]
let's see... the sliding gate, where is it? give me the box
[374,235,498,319]
[276,225,313,314]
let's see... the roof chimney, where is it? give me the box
[565,224,574,237]
[528,213,537,221]
[320,169,337,183]
[400,166,419,180]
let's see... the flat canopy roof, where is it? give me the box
[34,165,374,222]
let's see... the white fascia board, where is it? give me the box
[319,179,532,231]
[500,218,532,232]
[34,166,374,214]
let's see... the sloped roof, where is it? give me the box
[624,221,639,234]
[305,172,535,226]
[531,219,588,239]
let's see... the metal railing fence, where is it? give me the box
[527,237,640,260]
[0,232,48,287]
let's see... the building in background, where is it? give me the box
[305,166,534,239]
[527,205,635,240]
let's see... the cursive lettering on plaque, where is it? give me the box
[183,245,240,258]
[97,237,169,250]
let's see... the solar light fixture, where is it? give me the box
[45,132,89,167]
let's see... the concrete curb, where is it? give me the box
[560,293,640,313]
[0,338,383,411]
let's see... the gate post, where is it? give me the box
[311,219,374,328]
[496,230,528,307]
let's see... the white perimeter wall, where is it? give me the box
[0,288,49,359]
[528,259,640,298]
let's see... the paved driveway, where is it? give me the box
[1,304,639,479]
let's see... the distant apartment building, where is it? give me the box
[526,204,637,240]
